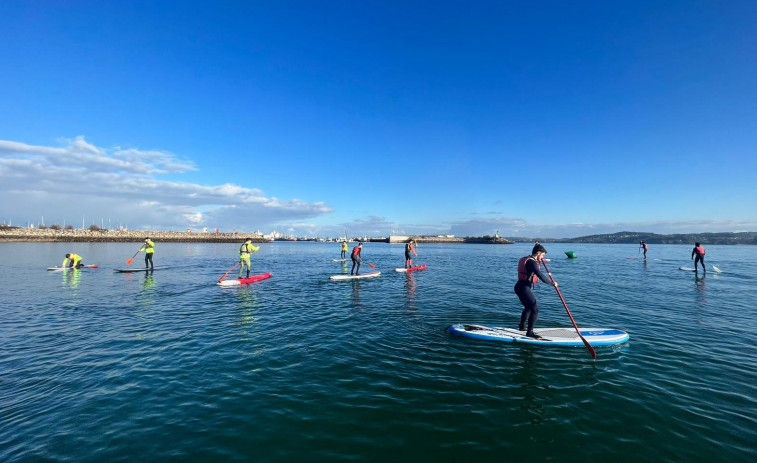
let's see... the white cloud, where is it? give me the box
[0,137,333,231]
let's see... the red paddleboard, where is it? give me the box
[218,272,272,286]
[394,264,427,273]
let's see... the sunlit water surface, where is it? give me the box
[1,242,755,461]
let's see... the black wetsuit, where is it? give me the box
[692,246,706,272]
[514,258,554,334]
[351,247,362,275]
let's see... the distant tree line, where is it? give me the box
[507,231,757,245]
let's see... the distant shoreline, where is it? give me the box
[2,227,754,245]
[0,228,514,244]
[0,228,268,243]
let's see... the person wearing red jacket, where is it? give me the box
[691,242,706,273]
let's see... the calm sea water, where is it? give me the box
[1,242,755,462]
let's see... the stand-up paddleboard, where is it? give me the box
[218,272,272,286]
[329,271,381,281]
[679,267,697,272]
[115,266,169,273]
[394,264,427,273]
[447,324,629,347]
[47,265,99,271]
[331,258,347,262]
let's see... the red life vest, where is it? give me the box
[352,246,361,257]
[695,246,705,256]
[517,256,539,284]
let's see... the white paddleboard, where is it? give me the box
[447,324,629,346]
[114,266,168,273]
[679,267,697,271]
[329,271,381,281]
[331,258,347,262]
[47,265,99,271]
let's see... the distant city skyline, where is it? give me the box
[1,2,755,238]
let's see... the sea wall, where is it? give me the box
[385,235,512,244]
[0,228,268,243]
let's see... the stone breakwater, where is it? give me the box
[0,228,269,243]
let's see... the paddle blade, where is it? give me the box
[368,263,376,268]
[713,265,722,273]
[126,258,133,265]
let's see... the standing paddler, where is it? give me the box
[691,242,706,273]
[404,239,417,269]
[514,243,557,339]
[141,237,155,269]
[341,240,348,259]
[239,238,260,278]
[351,242,363,275]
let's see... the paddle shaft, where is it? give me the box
[126,246,144,265]
[541,261,597,359]
[218,262,240,283]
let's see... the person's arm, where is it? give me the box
[528,260,555,285]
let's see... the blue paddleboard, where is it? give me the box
[447,324,629,346]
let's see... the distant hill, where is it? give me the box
[506,231,757,245]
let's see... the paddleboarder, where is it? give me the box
[640,240,648,260]
[351,242,363,275]
[514,243,557,339]
[62,253,83,268]
[239,238,260,278]
[404,239,417,268]
[691,242,706,273]
[341,241,348,259]
[140,237,155,269]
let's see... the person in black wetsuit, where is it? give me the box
[351,242,363,275]
[691,242,706,273]
[640,240,648,260]
[404,239,417,268]
[514,242,557,339]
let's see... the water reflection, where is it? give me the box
[351,281,362,307]
[62,269,81,288]
[404,273,417,311]
[234,289,260,337]
[142,271,155,290]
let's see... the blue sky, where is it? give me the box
[1,0,755,238]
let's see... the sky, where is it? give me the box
[1,0,756,238]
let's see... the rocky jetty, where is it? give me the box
[0,227,269,243]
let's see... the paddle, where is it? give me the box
[541,261,597,360]
[712,265,722,273]
[125,246,143,265]
[218,262,240,283]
